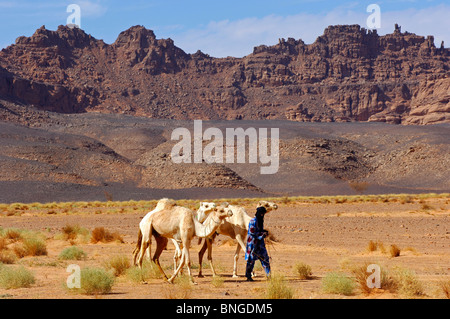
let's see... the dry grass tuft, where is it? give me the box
[293,262,313,280]
[91,227,124,244]
[367,240,385,253]
[390,244,401,257]
[393,267,424,297]
[104,255,131,277]
[350,263,397,294]
[265,273,294,299]
[162,274,193,299]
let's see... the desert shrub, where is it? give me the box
[60,224,89,241]
[0,237,8,251]
[265,273,294,299]
[0,265,35,289]
[0,251,17,264]
[390,245,401,257]
[126,260,162,282]
[163,274,193,299]
[2,228,23,242]
[367,240,386,254]
[350,263,397,294]
[321,272,355,296]
[78,267,114,295]
[23,236,47,256]
[367,240,378,252]
[58,246,87,261]
[293,262,312,280]
[104,255,130,276]
[13,235,47,258]
[393,267,424,297]
[91,227,123,243]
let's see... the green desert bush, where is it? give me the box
[104,255,130,277]
[78,267,114,295]
[265,273,294,299]
[0,265,35,289]
[126,260,162,282]
[321,272,356,296]
[58,246,87,261]
[393,267,424,297]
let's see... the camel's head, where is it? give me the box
[213,205,233,220]
[257,201,278,213]
[196,202,217,222]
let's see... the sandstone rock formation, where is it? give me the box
[0,24,448,124]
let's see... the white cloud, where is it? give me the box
[171,4,450,57]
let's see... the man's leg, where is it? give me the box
[259,247,271,277]
[245,259,255,281]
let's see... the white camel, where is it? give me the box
[132,199,216,266]
[133,202,232,283]
[197,200,278,278]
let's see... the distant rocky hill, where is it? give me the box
[0,24,449,125]
[0,109,448,203]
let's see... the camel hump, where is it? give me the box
[156,198,177,210]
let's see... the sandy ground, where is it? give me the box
[0,197,449,299]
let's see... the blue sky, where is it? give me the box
[1,0,449,57]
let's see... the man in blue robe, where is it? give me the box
[245,206,270,281]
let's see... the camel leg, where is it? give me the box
[185,242,195,284]
[136,231,150,269]
[168,247,186,284]
[169,239,195,284]
[132,230,142,266]
[206,237,217,277]
[198,239,207,278]
[172,239,182,275]
[234,234,255,277]
[152,235,169,280]
[233,243,241,278]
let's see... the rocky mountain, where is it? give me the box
[0,24,449,124]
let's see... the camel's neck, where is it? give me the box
[194,213,221,238]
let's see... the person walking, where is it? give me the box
[245,206,271,281]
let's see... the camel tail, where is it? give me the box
[132,228,143,265]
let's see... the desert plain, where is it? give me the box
[0,194,448,299]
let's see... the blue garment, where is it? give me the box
[245,216,270,277]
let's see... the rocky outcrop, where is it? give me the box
[0,24,448,124]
